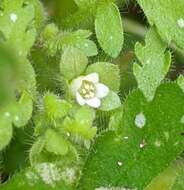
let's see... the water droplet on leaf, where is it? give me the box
[135,112,146,128]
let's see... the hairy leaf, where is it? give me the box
[13,91,33,128]
[86,62,120,92]
[79,83,184,190]
[100,91,121,111]
[0,114,12,150]
[95,2,123,58]
[60,47,88,80]
[0,1,36,56]
[137,0,184,49]
[62,106,97,142]
[44,93,72,120]
[133,27,171,101]
[42,27,97,57]
[45,129,69,156]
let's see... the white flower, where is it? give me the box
[70,73,109,108]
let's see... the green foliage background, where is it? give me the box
[0,0,184,190]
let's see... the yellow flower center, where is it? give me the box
[79,80,96,99]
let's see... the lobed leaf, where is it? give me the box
[136,0,184,49]
[78,83,184,190]
[133,27,171,101]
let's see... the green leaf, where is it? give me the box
[60,30,98,57]
[100,91,121,111]
[2,0,24,11]
[42,28,98,57]
[63,107,97,142]
[177,75,184,93]
[60,47,88,80]
[145,160,184,190]
[44,93,72,120]
[25,0,46,31]
[45,129,69,156]
[0,3,36,56]
[42,23,59,40]
[133,27,171,101]
[0,44,19,105]
[95,2,123,58]
[13,91,33,128]
[171,164,184,190]
[72,30,92,39]
[75,106,96,126]
[0,114,12,150]
[74,0,97,8]
[86,62,120,92]
[75,39,98,57]
[136,0,184,49]
[78,83,184,190]
[8,5,36,57]
[0,163,74,190]
[18,59,37,97]
[29,137,45,165]
[63,117,97,144]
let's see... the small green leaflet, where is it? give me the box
[62,106,97,142]
[0,1,36,57]
[133,27,171,101]
[29,137,45,165]
[95,2,124,58]
[45,129,69,156]
[136,0,184,49]
[100,91,121,111]
[44,93,72,120]
[13,91,33,128]
[60,47,88,80]
[61,30,98,57]
[0,114,12,150]
[25,0,46,31]
[86,62,120,93]
[42,25,98,57]
[0,91,33,149]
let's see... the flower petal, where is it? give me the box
[76,92,86,106]
[96,83,109,98]
[86,97,101,108]
[70,76,84,96]
[84,73,99,84]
